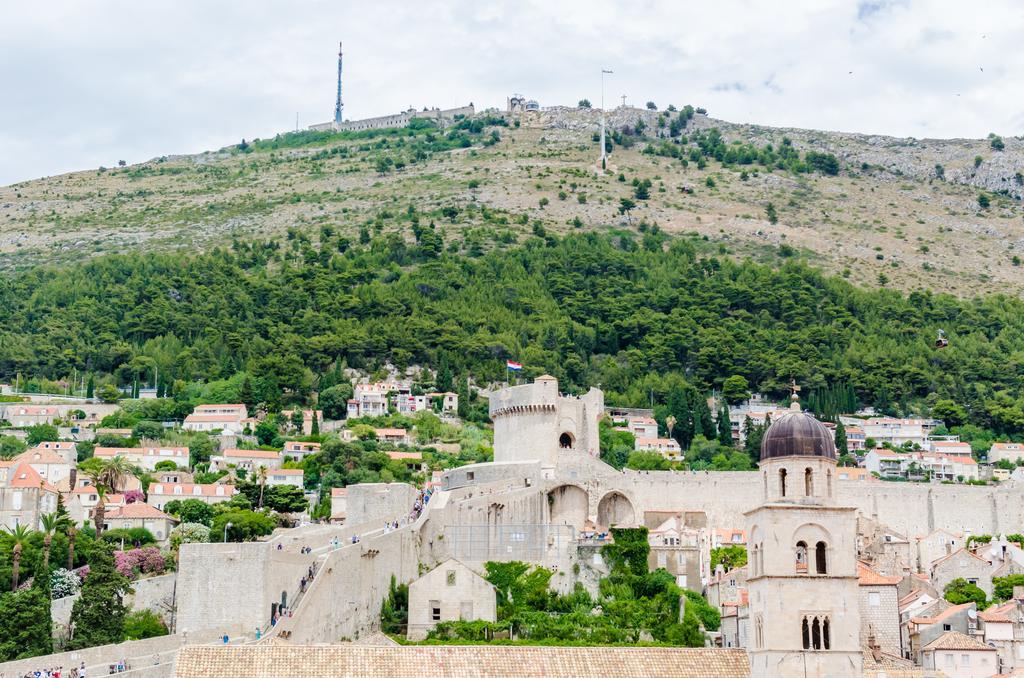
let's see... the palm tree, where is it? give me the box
[79,455,140,537]
[6,524,34,590]
[257,466,268,510]
[91,483,110,537]
[39,512,60,575]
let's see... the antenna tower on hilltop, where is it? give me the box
[334,42,344,126]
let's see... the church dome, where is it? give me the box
[760,406,836,462]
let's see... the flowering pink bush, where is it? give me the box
[114,547,167,580]
[123,490,145,504]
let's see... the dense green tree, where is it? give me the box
[0,587,52,660]
[721,376,750,404]
[163,498,215,526]
[944,578,987,608]
[711,545,747,571]
[212,510,277,542]
[994,574,1024,602]
[25,424,59,446]
[123,609,168,640]
[318,383,354,420]
[69,543,131,649]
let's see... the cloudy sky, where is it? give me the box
[2,0,1022,186]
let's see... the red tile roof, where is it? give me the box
[105,503,176,521]
[858,562,902,586]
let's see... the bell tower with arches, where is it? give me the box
[745,390,862,677]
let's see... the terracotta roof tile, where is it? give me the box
[105,503,176,521]
[922,630,996,652]
[173,646,751,678]
[858,562,902,586]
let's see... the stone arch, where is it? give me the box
[559,431,576,449]
[597,491,636,527]
[547,484,589,528]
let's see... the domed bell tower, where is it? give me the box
[745,387,862,678]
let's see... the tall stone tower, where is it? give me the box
[487,376,603,470]
[745,395,862,677]
[334,42,344,127]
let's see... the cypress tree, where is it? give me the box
[835,419,848,456]
[86,374,95,399]
[717,406,733,447]
[310,411,320,436]
[68,543,131,650]
[457,376,470,419]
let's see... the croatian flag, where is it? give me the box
[506,360,523,371]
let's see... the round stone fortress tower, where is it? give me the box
[488,375,603,467]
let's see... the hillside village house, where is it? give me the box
[375,428,411,445]
[182,404,252,434]
[712,528,747,549]
[93,446,189,472]
[330,487,347,523]
[283,441,321,462]
[16,448,74,491]
[845,425,866,451]
[978,589,1024,673]
[920,630,997,677]
[858,562,903,657]
[0,461,59,529]
[266,468,304,488]
[392,391,429,415]
[707,564,748,610]
[861,417,937,448]
[989,441,1024,464]
[104,503,177,544]
[931,548,993,598]
[211,448,282,474]
[618,416,658,438]
[836,466,875,482]
[929,440,973,456]
[425,391,459,413]
[33,440,78,464]
[346,383,392,418]
[147,482,236,510]
[917,529,965,571]
[407,559,497,641]
[634,437,682,459]
[979,535,1024,578]
[864,448,978,482]
[280,409,322,435]
[68,487,125,525]
[719,590,749,649]
[646,514,710,591]
[5,405,61,427]
[907,602,977,662]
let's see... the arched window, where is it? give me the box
[827,469,833,497]
[823,617,831,649]
[801,617,810,649]
[811,617,822,650]
[815,541,828,574]
[804,467,813,496]
[795,541,808,573]
[559,432,573,449]
[756,615,764,648]
[779,468,788,497]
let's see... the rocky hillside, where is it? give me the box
[1,105,1021,295]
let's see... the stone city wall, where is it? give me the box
[346,482,419,525]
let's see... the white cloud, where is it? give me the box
[1,0,1022,185]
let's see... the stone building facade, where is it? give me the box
[407,559,496,640]
[858,562,903,658]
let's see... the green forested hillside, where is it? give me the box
[3,229,1024,435]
